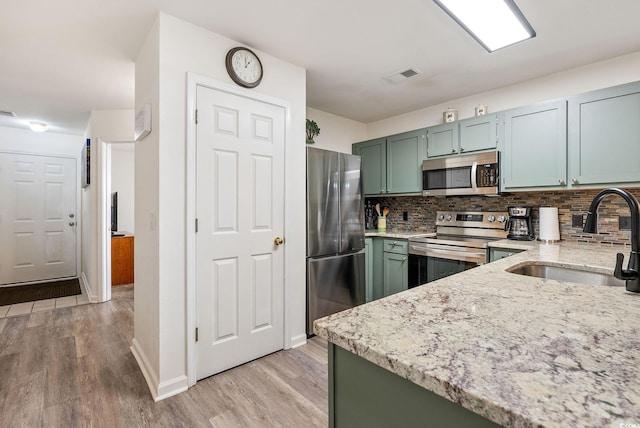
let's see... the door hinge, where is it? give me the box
[195,327,199,342]
[195,109,198,125]
[195,218,199,233]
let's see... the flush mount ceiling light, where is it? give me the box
[433,0,535,52]
[29,121,48,132]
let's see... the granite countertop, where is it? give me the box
[314,242,640,428]
[365,230,435,239]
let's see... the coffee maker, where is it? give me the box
[505,206,534,240]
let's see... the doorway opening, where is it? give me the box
[101,140,135,303]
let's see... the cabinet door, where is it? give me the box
[386,129,426,194]
[365,238,373,303]
[426,123,459,158]
[353,138,386,195]
[458,114,498,153]
[371,238,385,301]
[489,248,523,262]
[502,100,567,190]
[383,252,408,297]
[568,82,640,186]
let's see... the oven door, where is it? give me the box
[423,243,487,283]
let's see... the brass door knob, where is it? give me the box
[274,237,284,246]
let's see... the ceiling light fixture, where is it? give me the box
[29,121,48,132]
[433,0,535,52]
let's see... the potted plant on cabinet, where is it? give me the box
[306,119,320,144]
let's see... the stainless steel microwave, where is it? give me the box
[422,151,500,196]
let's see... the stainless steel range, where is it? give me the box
[408,211,507,286]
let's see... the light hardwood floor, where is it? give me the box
[0,284,329,427]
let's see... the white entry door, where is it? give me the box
[195,85,285,380]
[0,153,77,285]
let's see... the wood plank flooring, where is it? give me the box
[0,284,329,427]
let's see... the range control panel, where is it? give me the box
[436,211,508,230]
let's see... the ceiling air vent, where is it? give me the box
[0,110,16,117]
[385,68,423,84]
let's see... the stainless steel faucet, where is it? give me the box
[583,188,640,293]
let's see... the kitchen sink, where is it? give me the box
[506,262,625,287]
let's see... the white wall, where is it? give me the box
[306,107,366,153]
[110,144,135,234]
[133,13,306,401]
[82,110,134,302]
[367,51,640,138]
[132,16,161,396]
[0,126,83,156]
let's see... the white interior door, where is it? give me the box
[195,85,285,379]
[0,153,77,285]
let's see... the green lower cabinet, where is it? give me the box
[382,238,408,297]
[366,237,408,299]
[364,238,373,302]
[489,247,524,262]
[427,257,466,282]
[383,252,408,296]
[367,238,385,301]
[328,343,500,428]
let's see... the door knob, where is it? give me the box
[69,222,76,226]
[274,237,284,246]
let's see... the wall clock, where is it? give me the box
[225,47,263,88]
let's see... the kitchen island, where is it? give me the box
[314,242,640,427]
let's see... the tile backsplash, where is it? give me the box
[367,188,640,246]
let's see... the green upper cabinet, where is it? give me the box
[568,81,640,186]
[502,100,568,190]
[426,123,458,157]
[458,114,499,154]
[353,137,387,195]
[426,114,498,158]
[386,129,426,194]
[353,129,425,196]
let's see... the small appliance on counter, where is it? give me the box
[505,206,534,240]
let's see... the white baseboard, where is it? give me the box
[80,272,98,303]
[289,333,307,349]
[130,338,189,402]
[130,338,159,399]
[155,375,189,402]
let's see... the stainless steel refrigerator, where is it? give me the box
[306,147,365,335]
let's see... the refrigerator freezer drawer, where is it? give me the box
[306,251,365,335]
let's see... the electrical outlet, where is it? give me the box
[403,211,408,221]
[572,214,584,228]
[619,216,631,230]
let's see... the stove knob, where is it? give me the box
[487,215,496,222]
[497,215,506,223]
[445,214,453,221]
[437,214,445,221]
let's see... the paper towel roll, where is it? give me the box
[539,207,560,242]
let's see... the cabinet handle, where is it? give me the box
[460,147,465,152]
[558,179,566,186]
[402,257,407,261]
[572,178,579,184]
[451,148,456,154]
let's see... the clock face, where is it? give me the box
[226,47,263,88]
